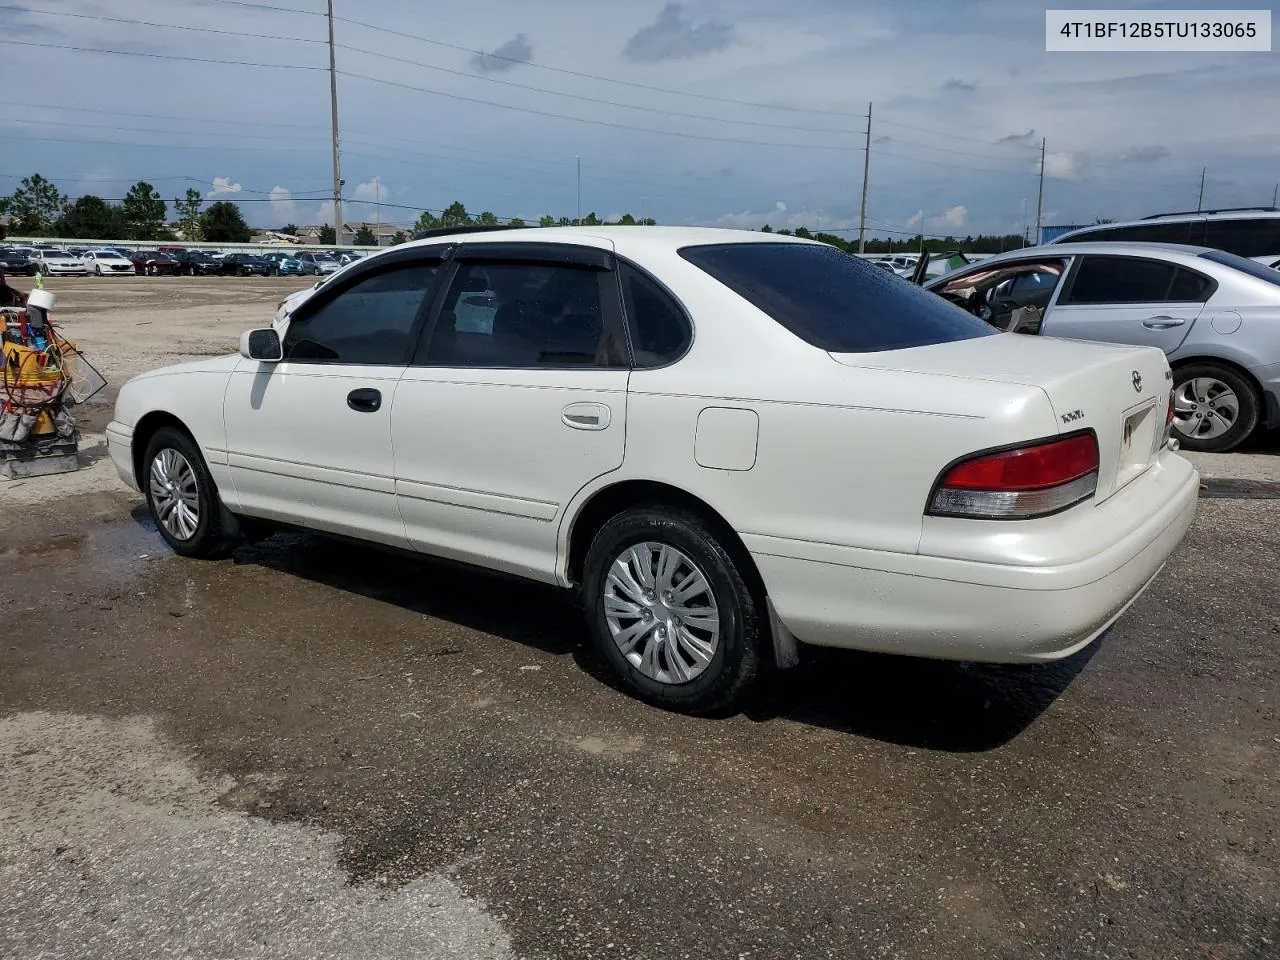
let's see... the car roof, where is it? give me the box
[925,242,1231,286]
[388,225,818,260]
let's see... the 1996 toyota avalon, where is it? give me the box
[107,228,1199,713]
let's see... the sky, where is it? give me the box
[1,0,1277,240]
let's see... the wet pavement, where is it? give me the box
[1,487,1278,959]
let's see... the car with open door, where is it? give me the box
[927,242,1280,452]
[107,228,1197,714]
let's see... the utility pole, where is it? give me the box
[1197,167,1206,211]
[374,176,380,246]
[1020,197,1028,247]
[1273,183,1278,207]
[327,0,342,244]
[575,155,581,224]
[857,102,872,253]
[1034,137,1046,245]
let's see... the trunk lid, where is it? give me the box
[830,334,1172,501]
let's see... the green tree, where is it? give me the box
[440,201,470,227]
[581,211,602,226]
[5,173,67,235]
[391,230,408,245]
[760,224,773,233]
[353,224,377,246]
[794,226,813,239]
[281,223,299,235]
[507,217,526,228]
[538,214,556,228]
[638,217,656,226]
[477,210,499,225]
[199,201,251,242]
[121,181,167,240]
[776,228,792,236]
[55,196,121,239]
[173,188,203,241]
[317,225,336,244]
[616,213,637,225]
[411,210,441,237]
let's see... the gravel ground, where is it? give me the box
[1,275,1278,959]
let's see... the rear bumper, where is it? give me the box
[1252,361,1280,429]
[748,452,1199,663]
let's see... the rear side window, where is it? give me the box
[678,242,994,353]
[618,262,691,366]
[1200,250,1280,287]
[1203,219,1280,258]
[1063,256,1182,304]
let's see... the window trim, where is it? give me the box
[1057,254,1217,307]
[409,245,631,370]
[281,247,452,366]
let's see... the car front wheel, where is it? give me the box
[582,507,763,714]
[1172,362,1260,453]
[142,427,237,559]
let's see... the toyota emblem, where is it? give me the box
[1131,370,1143,393]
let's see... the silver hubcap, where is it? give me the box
[149,448,201,540]
[1173,377,1239,441]
[604,542,720,685]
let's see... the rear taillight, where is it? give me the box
[928,432,1099,520]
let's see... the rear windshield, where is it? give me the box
[678,242,995,353]
[1200,250,1280,287]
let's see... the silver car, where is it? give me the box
[927,242,1280,452]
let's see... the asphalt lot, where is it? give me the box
[2,276,1278,959]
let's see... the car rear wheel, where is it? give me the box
[142,427,238,559]
[582,507,763,714]
[1172,362,1260,453]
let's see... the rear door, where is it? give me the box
[392,241,631,584]
[1043,254,1213,353]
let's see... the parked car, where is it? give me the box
[32,249,89,276]
[130,250,179,276]
[0,248,40,276]
[260,251,306,276]
[336,250,367,266]
[294,252,341,276]
[171,250,222,276]
[1050,207,1280,266]
[218,253,274,277]
[107,228,1197,714]
[83,249,136,276]
[926,241,1280,452]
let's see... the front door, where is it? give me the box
[1043,254,1212,353]
[222,255,446,546]
[392,243,631,583]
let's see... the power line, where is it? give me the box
[1,4,325,43]
[0,38,325,70]
[337,43,856,135]
[338,70,851,150]
[0,115,328,145]
[4,101,330,132]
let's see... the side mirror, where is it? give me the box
[239,328,283,362]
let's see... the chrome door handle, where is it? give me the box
[1142,316,1186,329]
[562,402,611,430]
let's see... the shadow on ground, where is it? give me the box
[130,505,1092,753]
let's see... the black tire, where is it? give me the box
[582,507,763,715]
[141,427,238,559]
[1172,362,1260,453]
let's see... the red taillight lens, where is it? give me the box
[929,433,1099,520]
[1166,392,1175,427]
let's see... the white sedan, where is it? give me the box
[107,228,1199,713]
[83,249,135,276]
[32,249,89,276]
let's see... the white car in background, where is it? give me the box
[83,249,135,276]
[107,228,1198,714]
[32,249,89,276]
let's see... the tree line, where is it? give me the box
[2,171,1031,253]
[0,174,254,243]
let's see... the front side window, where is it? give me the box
[1062,256,1182,304]
[283,263,440,365]
[424,260,626,368]
[679,242,994,353]
[619,262,691,367]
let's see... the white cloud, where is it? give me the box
[207,176,242,199]
[269,186,297,225]
[904,210,923,228]
[1040,153,1082,182]
[938,205,967,228]
[350,178,392,205]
